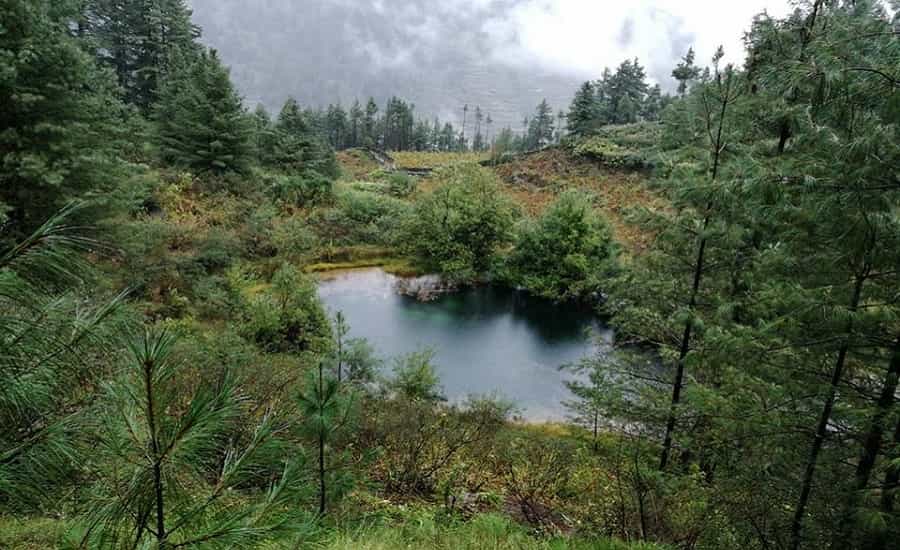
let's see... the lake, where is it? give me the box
[317,268,611,421]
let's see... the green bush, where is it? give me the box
[236,263,332,355]
[313,188,410,246]
[265,170,334,206]
[507,190,617,301]
[272,214,320,261]
[400,164,517,281]
[386,172,417,197]
[572,137,651,171]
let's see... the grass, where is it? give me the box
[1,512,668,550]
[491,148,667,257]
[337,149,383,180]
[305,245,423,277]
[390,151,489,169]
[318,512,668,550]
[0,515,75,549]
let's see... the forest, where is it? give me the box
[1,1,899,549]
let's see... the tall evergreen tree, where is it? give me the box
[84,0,200,110]
[0,0,122,235]
[671,47,702,97]
[567,81,597,137]
[155,49,252,175]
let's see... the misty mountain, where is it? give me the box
[187,0,588,130]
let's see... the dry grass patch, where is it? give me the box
[390,151,489,169]
[492,149,667,256]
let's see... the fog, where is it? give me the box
[189,0,791,129]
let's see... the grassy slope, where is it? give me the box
[321,513,667,550]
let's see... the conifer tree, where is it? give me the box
[671,48,701,97]
[0,0,121,234]
[84,328,308,548]
[155,49,252,175]
[567,81,597,137]
[0,204,125,511]
[85,0,200,110]
[298,361,356,516]
[363,97,379,148]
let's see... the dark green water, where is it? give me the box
[317,268,610,420]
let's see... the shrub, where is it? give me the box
[386,172,417,197]
[572,137,651,171]
[508,190,617,301]
[272,214,320,261]
[236,263,332,355]
[265,170,334,206]
[401,165,517,281]
[313,188,410,246]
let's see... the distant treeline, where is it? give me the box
[269,57,674,154]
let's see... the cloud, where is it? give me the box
[188,0,794,130]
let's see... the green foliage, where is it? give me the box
[572,137,651,170]
[155,49,252,175]
[401,164,517,281]
[237,263,332,356]
[265,171,334,206]
[386,172,417,197]
[298,362,357,515]
[508,190,617,301]
[84,0,200,110]
[567,82,597,137]
[0,205,128,512]
[314,188,410,247]
[365,393,510,496]
[272,214,320,262]
[0,0,123,235]
[320,511,667,550]
[389,348,444,402]
[83,327,309,548]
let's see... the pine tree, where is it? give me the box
[84,0,200,110]
[0,204,125,511]
[363,97,379,148]
[672,48,702,97]
[348,99,364,148]
[567,81,597,137]
[83,328,308,547]
[298,360,356,516]
[0,0,122,235]
[526,100,555,149]
[155,49,252,175]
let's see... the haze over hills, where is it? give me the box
[188,0,579,130]
[187,0,788,130]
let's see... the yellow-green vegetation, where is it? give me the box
[390,151,490,169]
[491,148,666,256]
[336,149,382,180]
[319,513,669,550]
[0,516,75,550]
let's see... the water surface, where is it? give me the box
[317,268,611,420]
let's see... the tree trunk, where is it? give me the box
[855,336,900,490]
[881,417,900,515]
[144,358,166,547]
[835,336,900,545]
[659,70,732,471]
[660,216,709,471]
[790,273,865,550]
[317,361,327,516]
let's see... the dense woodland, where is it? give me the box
[1,0,899,549]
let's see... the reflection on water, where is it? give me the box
[317,268,612,421]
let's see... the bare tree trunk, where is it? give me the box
[790,273,866,550]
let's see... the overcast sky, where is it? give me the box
[190,0,796,128]
[482,0,793,81]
